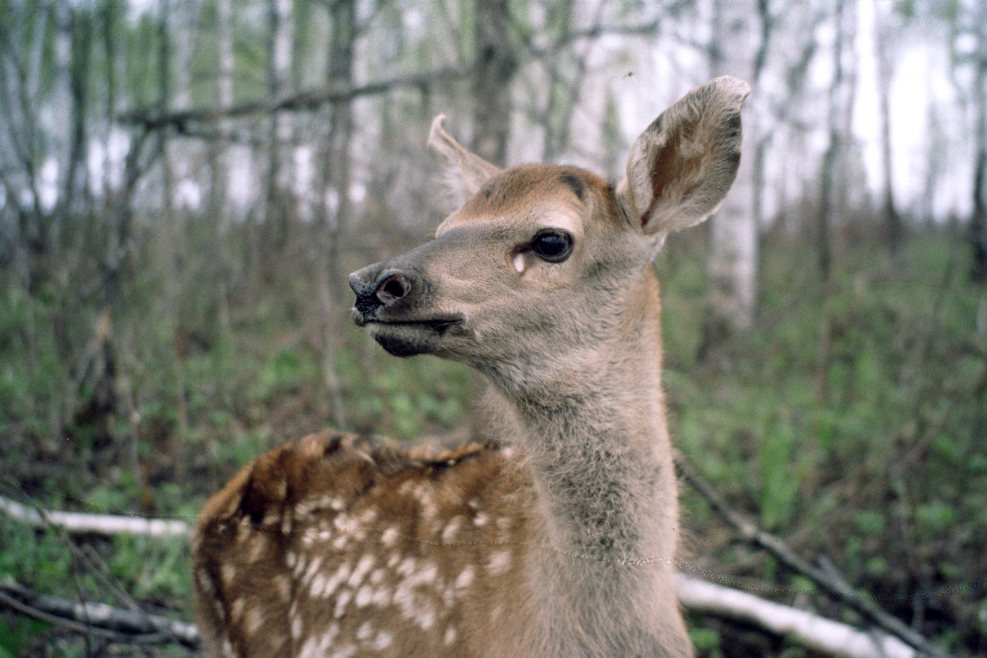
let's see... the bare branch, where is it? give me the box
[0,495,190,537]
[674,454,950,658]
[677,575,915,658]
[0,581,199,649]
[118,67,471,131]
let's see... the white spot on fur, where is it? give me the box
[318,562,352,599]
[444,626,458,646]
[356,622,373,640]
[396,556,417,577]
[302,556,323,585]
[473,512,489,527]
[221,563,237,586]
[442,516,462,543]
[291,615,303,640]
[416,560,439,585]
[381,526,399,547]
[371,631,393,650]
[247,535,266,562]
[455,565,475,589]
[488,550,511,576]
[387,553,401,568]
[414,601,436,630]
[309,572,327,598]
[355,585,373,607]
[230,597,245,621]
[221,638,235,658]
[294,495,335,517]
[370,568,386,585]
[371,585,393,607]
[276,575,291,601]
[299,624,340,658]
[347,555,376,588]
[334,588,353,618]
[245,607,263,634]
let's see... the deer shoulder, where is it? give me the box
[193,431,540,658]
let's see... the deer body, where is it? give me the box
[193,77,750,658]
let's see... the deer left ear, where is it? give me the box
[428,115,503,207]
[616,76,750,237]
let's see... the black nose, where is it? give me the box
[349,268,416,322]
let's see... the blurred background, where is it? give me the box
[0,0,985,655]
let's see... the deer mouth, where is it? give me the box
[356,314,462,357]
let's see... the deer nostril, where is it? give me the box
[376,273,411,304]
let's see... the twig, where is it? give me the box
[0,581,199,649]
[118,67,471,130]
[0,495,189,537]
[674,454,949,658]
[677,574,915,658]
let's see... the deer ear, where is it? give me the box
[428,115,502,206]
[616,76,750,237]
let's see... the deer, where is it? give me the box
[192,76,750,658]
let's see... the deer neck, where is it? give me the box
[485,268,676,570]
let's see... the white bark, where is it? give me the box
[676,575,916,658]
[268,0,294,204]
[0,495,189,538]
[707,0,759,333]
[211,0,234,224]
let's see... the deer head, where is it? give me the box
[349,76,748,402]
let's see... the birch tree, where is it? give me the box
[972,0,987,281]
[472,0,517,166]
[701,0,761,352]
[266,0,293,251]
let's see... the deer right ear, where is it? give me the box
[428,115,502,206]
[616,76,750,237]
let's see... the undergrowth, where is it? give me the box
[1,228,985,656]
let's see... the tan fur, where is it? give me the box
[194,77,750,658]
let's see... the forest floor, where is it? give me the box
[1,227,985,657]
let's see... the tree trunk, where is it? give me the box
[209,0,234,222]
[315,0,357,430]
[817,0,857,283]
[266,0,293,252]
[971,0,987,281]
[875,3,901,254]
[471,0,517,167]
[64,8,92,217]
[700,0,760,357]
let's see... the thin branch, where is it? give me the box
[0,495,190,537]
[0,582,199,649]
[677,575,915,658]
[674,454,950,658]
[118,67,471,131]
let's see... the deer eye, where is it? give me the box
[530,230,573,263]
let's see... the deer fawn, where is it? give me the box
[193,77,749,658]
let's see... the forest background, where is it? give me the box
[0,0,986,656]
